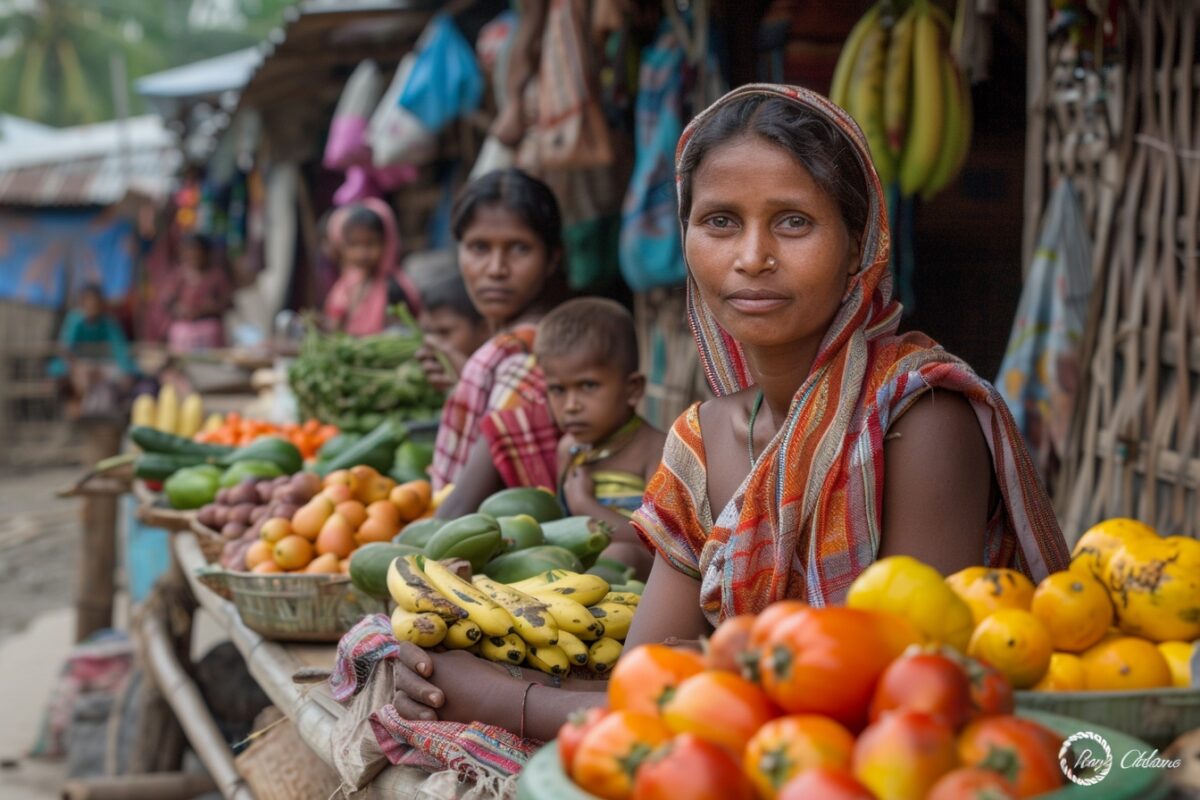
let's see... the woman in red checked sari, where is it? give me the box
[381,85,1070,740]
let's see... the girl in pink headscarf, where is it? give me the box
[323,199,421,336]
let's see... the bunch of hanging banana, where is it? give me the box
[830,0,972,199]
[386,556,639,676]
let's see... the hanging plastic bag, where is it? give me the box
[398,14,484,134]
[369,54,438,168]
[324,61,385,170]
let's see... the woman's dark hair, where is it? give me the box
[677,95,871,245]
[451,169,563,256]
[342,205,386,238]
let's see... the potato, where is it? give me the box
[272,503,299,521]
[257,482,276,504]
[212,505,232,529]
[197,504,220,529]
[290,472,322,500]
[230,503,256,525]
[215,488,232,506]
[228,482,259,506]
[249,505,269,524]
[221,521,247,540]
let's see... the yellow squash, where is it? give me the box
[846,556,974,652]
[1070,517,1157,582]
[1104,535,1200,643]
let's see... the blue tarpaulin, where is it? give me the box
[0,210,135,308]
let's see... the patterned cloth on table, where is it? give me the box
[630,84,1071,625]
[330,615,539,800]
[431,325,545,489]
[996,179,1093,482]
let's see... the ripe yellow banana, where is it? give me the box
[472,575,559,647]
[883,4,918,158]
[481,633,526,665]
[391,608,448,647]
[602,591,641,608]
[525,644,571,676]
[898,0,946,196]
[156,384,179,434]
[388,556,467,621]
[518,572,610,607]
[921,52,968,199]
[444,619,483,649]
[830,3,883,111]
[420,557,514,637]
[533,592,605,639]
[131,394,156,428]
[178,393,204,438]
[588,601,636,641]
[555,629,590,666]
[587,637,624,674]
[847,7,893,185]
[202,413,224,433]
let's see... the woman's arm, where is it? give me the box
[435,436,505,519]
[879,390,992,574]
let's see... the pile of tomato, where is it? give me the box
[557,603,1068,800]
[195,413,339,461]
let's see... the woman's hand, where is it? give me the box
[389,641,529,723]
[389,642,445,720]
[416,335,468,393]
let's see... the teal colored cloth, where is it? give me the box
[49,310,136,376]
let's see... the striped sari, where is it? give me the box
[631,84,1070,624]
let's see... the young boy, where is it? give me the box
[535,298,666,580]
[416,271,491,393]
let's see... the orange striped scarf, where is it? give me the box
[632,85,1069,622]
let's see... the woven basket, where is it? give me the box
[196,567,387,642]
[235,708,343,800]
[189,518,229,565]
[1016,687,1200,749]
[132,480,197,532]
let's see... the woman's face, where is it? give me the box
[458,204,554,327]
[342,225,384,274]
[684,134,858,354]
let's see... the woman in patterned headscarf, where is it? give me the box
[380,85,1069,742]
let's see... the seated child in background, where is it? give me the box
[535,298,667,580]
[415,272,492,393]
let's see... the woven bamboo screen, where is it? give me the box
[1036,0,1200,541]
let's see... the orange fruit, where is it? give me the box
[967,609,1053,689]
[273,534,315,570]
[304,553,341,574]
[244,539,274,570]
[315,513,356,558]
[335,500,368,530]
[259,517,294,544]
[321,484,354,505]
[355,515,399,545]
[291,497,333,540]
[366,499,402,528]
[338,558,351,575]
[1105,535,1200,642]
[252,560,282,574]
[946,567,1036,625]
[1157,642,1194,688]
[396,480,432,510]
[1081,636,1172,690]
[1030,570,1114,653]
[1069,517,1156,581]
[387,487,425,523]
[323,469,359,493]
[1031,653,1086,692]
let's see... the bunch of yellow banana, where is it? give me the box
[830,0,972,199]
[385,556,639,675]
[131,385,215,438]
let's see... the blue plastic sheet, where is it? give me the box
[0,210,135,307]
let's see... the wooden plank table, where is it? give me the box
[172,532,429,798]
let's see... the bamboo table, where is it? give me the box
[172,531,429,798]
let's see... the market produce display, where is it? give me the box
[288,325,444,434]
[194,412,339,460]
[131,384,217,438]
[551,601,1071,800]
[831,0,972,199]
[216,467,442,575]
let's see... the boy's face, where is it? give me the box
[419,307,489,360]
[541,351,643,446]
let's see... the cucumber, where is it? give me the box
[217,436,304,475]
[478,487,564,524]
[393,518,443,549]
[134,452,206,481]
[482,545,583,584]
[130,426,233,458]
[348,542,425,599]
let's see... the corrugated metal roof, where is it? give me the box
[0,115,55,144]
[0,116,179,206]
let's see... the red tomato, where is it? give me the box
[660,670,779,755]
[757,607,900,730]
[704,614,756,675]
[631,734,754,800]
[609,644,706,717]
[957,715,1064,798]
[852,709,959,800]
[928,767,1018,800]
[557,707,608,775]
[572,711,673,800]
[749,600,810,648]
[743,715,856,799]
[870,652,974,730]
[937,646,1016,718]
[777,767,876,800]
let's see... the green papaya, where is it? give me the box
[348,542,425,599]
[219,459,283,488]
[541,517,612,568]
[393,518,443,549]
[164,465,221,510]
[586,557,636,586]
[609,580,646,595]
[482,545,584,584]
[478,487,564,524]
[424,513,503,572]
[498,514,545,553]
[218,436,303,475]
